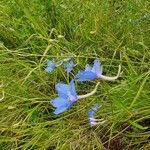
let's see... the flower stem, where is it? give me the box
[78,82,100,99]
[99,65,121,81]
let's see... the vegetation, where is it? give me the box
[0,0,150,149]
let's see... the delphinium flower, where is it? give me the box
[45,57,75,73]
[50,80,100,114]
[76,59,121,81]
[88,104,106,126]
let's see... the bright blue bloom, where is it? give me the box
[50,81,100,115]
[45,60,56,72]
[76,59,102,81]
[50,80,78,114]
[88,104,100,126]
[76,59,121,81]
[65,60,76,73]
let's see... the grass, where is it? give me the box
[0,0,150,149]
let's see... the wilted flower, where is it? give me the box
[50,81,100,114]
[76,59,121,81]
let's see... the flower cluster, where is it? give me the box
[45,57,76,73]
[45,58,121,126]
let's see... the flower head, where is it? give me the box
[76,59,102,81]
[50,80,78,114]
[76,59,121,81]
[88,104,100,126]
[50,81,100,115]
[88,104,106,126]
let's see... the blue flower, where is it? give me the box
[50,81,100,115]
[76,59,121,81]
[65,60,76,73]
[45,57,75,73]
[45,60,56,72]
[88,104,100,126]
[76,59,102,81]
[50,80,78,114]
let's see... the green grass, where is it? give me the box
[0,0,150,149]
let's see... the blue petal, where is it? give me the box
[55,83,70,97]
[88,109,95,118]
[92,59,102,76]
[88,104,101,119]
[76,71,97,81]
[69,80,77,98]
[45,60,56,72]
[85,64,92,71]
[53,105,71,114]
[65,60,75,73]
[50,97,70,108]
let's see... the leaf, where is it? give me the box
[129,121,148,130]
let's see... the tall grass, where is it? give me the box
[0,0,150,149]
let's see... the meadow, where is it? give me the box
[0,0,150,149]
